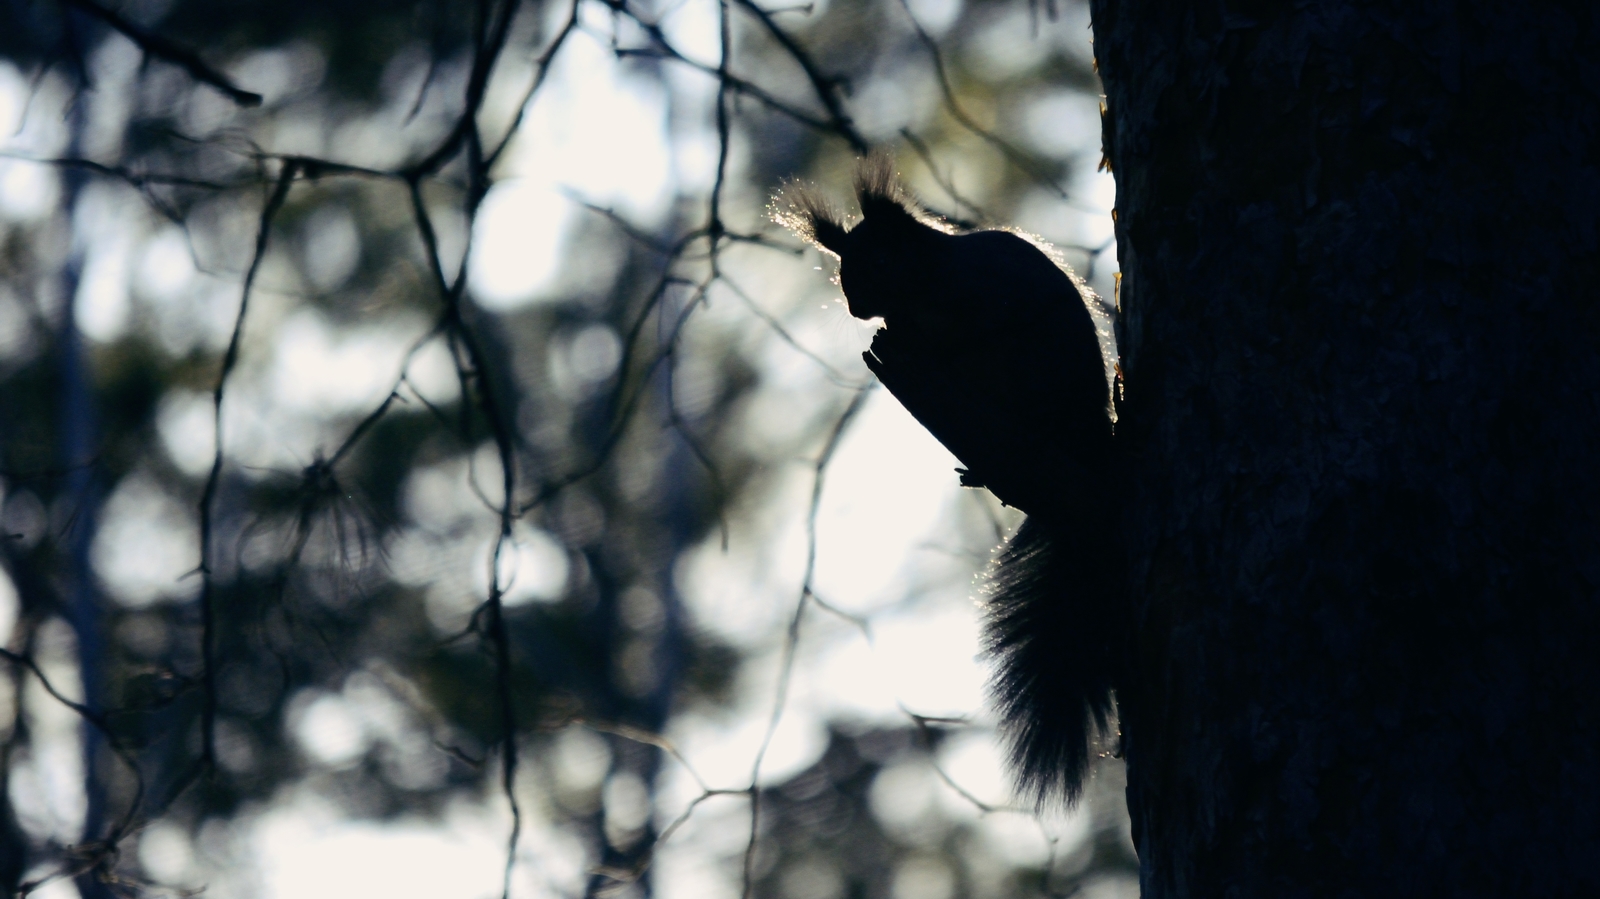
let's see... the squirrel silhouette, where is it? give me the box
[775,157,1126,804]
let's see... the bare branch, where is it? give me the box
[609,8,842,135]
[892,0,1082,203]
[486,0,583,169]
[728,0,869,152]
[60,0,264,106]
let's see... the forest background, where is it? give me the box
[0,0,1135,896]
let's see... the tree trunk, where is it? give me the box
[1092,3,1600,894]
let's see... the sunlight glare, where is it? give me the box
[1025,90,1102,157]
[906,0,963,36]
[136,227,198,298]
[873,606,985,715]
[0,565,17,647]
[492,524,570,606]
[256,797,506,899]
[468,178,569,309]
[290,690,368,767]
[472,31,673,310]
[812,390,964,612]
[0,160,59,221]
[669,701,830,790]
[12,621,88,844]
[74,230,132,343]
[91,474,201,607]
[270,309,432,415]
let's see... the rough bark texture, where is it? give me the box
[1092,3,1600,895]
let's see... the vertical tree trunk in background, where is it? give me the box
[1092,3,1600,894]
[58,91,117,899]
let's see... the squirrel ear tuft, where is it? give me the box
[854,151,901,204]
[854,152,929,230]
[771,182,850,256]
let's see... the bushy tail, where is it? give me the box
[984,515,1123,806]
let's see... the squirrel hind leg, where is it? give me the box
[984,515,1120,807]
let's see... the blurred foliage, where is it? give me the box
[0,0,1132,895]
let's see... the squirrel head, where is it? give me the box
[773,155,952,324]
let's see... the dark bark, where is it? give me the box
[1093,2,1600,895]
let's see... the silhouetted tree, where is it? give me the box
[1097,2,1600,894]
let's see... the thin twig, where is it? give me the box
[486,0,582,169]
[728,0,868,152]
[0,647,148,889]
[198,160,297,775]
[718,274,864,387]
[742,383,873,898]
[893,0,1087,205]
[60,0,264,106]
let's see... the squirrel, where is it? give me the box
[774,157,1126,805]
